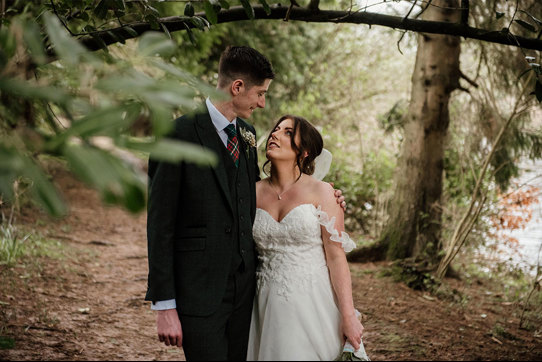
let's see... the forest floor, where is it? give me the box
[1,165,542,361]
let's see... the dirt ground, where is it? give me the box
[1,167,541,361]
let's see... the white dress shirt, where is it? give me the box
[151,98,236,311]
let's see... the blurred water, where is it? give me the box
[500,160,542,275]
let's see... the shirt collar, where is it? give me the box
[206,97,236,131]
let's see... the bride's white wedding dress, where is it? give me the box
[246,203,356,361]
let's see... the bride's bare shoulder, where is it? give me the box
[306,175,334,197]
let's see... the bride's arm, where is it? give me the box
[317,182,364,350]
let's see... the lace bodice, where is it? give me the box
[253,203,356,299]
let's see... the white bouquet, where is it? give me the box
[335,310,370,361]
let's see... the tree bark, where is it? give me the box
[363,0,461,264]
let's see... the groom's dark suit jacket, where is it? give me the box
[145,109,259,317]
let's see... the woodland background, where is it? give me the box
[0,0,541,359]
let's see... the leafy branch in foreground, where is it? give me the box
[0,11,219,216]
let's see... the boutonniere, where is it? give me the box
[239,127,256,159]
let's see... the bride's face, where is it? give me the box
[266,118,300,163]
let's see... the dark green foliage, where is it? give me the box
[380,259,440,292]
[0,336,15,350]
[0,10,218,216]
[378,100,408,134]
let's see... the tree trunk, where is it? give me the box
[369,1,461,264]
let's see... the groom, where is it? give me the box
[146,46,345,361]
[146,46,274,361]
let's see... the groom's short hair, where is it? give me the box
[218,46,275,89]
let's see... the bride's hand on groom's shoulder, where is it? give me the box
[328,182,347,212]
[157,309,183,348]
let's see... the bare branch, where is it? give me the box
[460,69,479,88]
[69,6,542,56]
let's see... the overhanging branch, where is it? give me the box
[77,5,542,52]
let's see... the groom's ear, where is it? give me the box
[231,79,244,95]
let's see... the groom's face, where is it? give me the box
[232,78,272,119]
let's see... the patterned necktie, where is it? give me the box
[224,124,239,167]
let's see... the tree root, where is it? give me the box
[347,241,388,263]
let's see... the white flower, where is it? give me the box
[240,127,257,148]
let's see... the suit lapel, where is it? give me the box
[194,112,233,212]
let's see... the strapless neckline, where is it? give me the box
[256,203,316,224]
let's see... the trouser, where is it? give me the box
[179,265,256,361]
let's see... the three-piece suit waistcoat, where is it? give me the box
[220,133,256,274]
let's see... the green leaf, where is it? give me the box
[22,157,67,217]
[0,77,70,105]
[107,30,125,45]
[203,0,218,25]
[147,5,160,17]
[63,144,146,213]
[121,137,218,166]
[0,25,17,61]
[43,12,88,65]
[145,13,161,30]
[258,0,271,16]
[138,31,175,57]
[96,70,155,91]
[148,104,175,137]
[47,104,141,150]
[191,16,207,31]
[240,0,255,19]
[218,0,230,10]
[22,21,47,65]
[496,11,505,19]
[514,19,536,33]
[90,33,109,52]
[114,0,126,11]
[535,80,542,103]
[149,59,223,98]
[141,82,197,107]
[0,146,66,217]
[160,22,172,39]
[184,23,196,46]
[184,2,195,17]
[122,25,139,38]
[94,0,110,19]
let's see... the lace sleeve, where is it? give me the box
[315,205,357,252]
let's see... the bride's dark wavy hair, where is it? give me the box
[263,115,323,179]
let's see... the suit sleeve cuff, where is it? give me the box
[151,299,177,311]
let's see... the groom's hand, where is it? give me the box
[329,182,347,212]
[157,309,183,348]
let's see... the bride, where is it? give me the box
[247,115,365,361]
